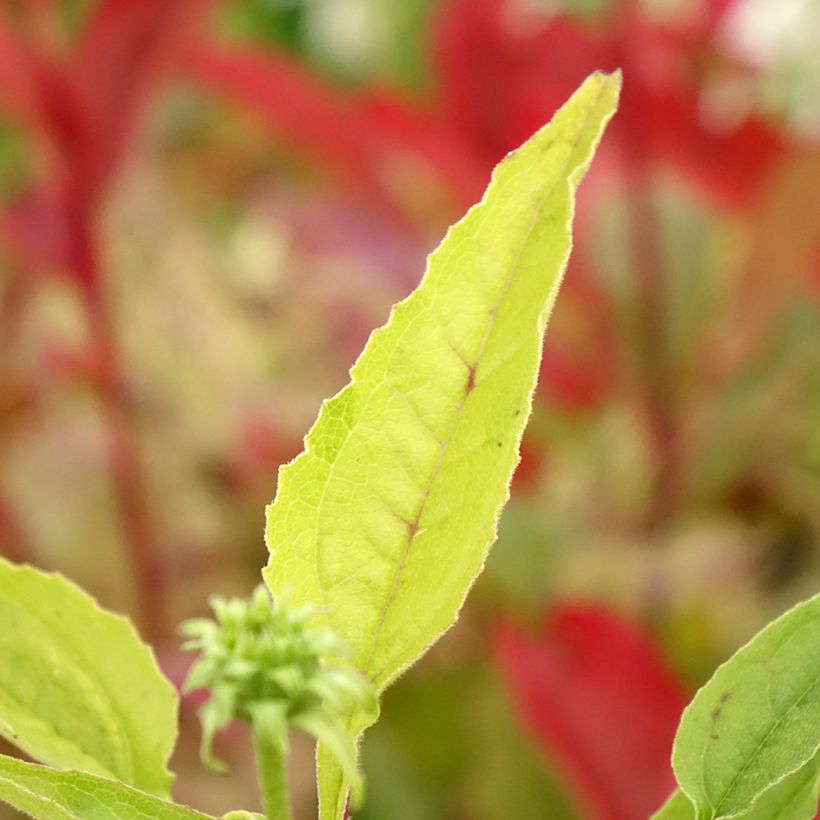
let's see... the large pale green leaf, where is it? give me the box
[263,71,620,818]
[0,755,212,820]
[0,559,177,796]
[672,592,820,819]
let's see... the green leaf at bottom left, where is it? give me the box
[0,559,177,796]
[0,754,213,820]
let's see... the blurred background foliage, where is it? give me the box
[0,0,819,817]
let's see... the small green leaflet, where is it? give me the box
[654,758,820,820]
[0,559,177,797]
[652,790,697,820]
[0,754,211,820]
[221,813,265,819]
[263,71,620,818]
[671,592,820,819]
[737,755,820,820]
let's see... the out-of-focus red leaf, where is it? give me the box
[220,413,301,494]
[0,492,36,564]
[539,346,611,413]
[432,0,616,167]
[186,42,404,219]
[27,58,90,182]
[656,0,735,49]
[431,0,514,162]
[354,89,487,213]
[536,256,617,412]
[176,0,786,230]
[0,17,43,127]
[512,440,544,492]
[494,605,688,820]
[643,89,785,210]
[0,184,71,274]
[432,0,784,211]
[72,0,215,190]
[0,0,216,289]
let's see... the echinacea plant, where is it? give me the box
[0,69,815,820]
[181,587,376,818]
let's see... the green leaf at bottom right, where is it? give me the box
[654,752,820,820]
[669,592,820,820]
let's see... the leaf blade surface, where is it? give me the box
[0,754,212,820]
[0,559,177,796]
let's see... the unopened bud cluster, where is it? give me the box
[181,585,375,784]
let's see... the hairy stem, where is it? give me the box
[252,722,292,820]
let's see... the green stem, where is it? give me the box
[252,721,292,820]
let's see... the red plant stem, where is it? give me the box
[616,9,683,531]
[630,167,682,529]
[70,200,168,641]
[0,267,25,351]
[0,263,39,565]
[0,492,36,564]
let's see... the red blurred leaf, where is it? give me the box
[221,413,301,494]
[0,184,72,274]
[0,0,215,287]
[537,256,617,412]
[643,88,785,210]
[354,89,487,213]
[656,0,735,50]
[539,347,611,413]
[494,605,688,820]
[432,0,615,167]
[0,492,36,564]
[72,0,215,190]
[186,41,404,219]
[0,16,43,127]
[511,440,544,492]
[432,0,785,211]
[177,0,787,230]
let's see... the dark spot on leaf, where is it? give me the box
[711,733,720,740]
[711,692,732,723]
[497,442,502,448]
[465,364,476,393]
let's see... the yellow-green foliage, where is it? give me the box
[263,71,621,819]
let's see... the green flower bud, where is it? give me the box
[180,586,376,803]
